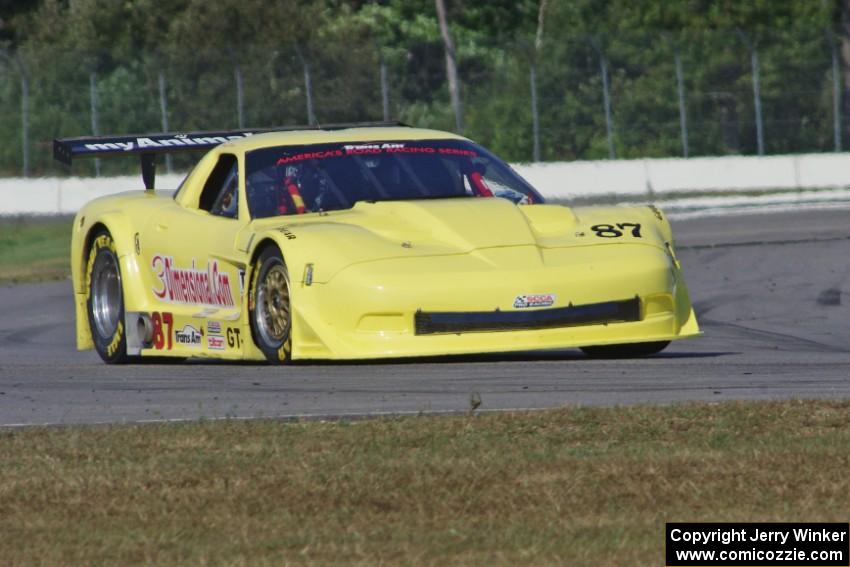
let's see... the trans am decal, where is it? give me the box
[152,255,235,307]
[175,324,203,346]
[513,294,556,309]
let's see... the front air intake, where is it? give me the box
[414,296,641,335]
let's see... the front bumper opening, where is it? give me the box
[414,296,641,335]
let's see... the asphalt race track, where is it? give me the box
[1,209,848,426]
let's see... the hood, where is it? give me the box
[340,198,542,249]
[252,198,668,283]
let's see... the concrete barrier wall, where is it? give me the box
[3,152,850,215]
[0,174,187,215]
[512,152,850,198]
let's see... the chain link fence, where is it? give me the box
[0,27,845,177]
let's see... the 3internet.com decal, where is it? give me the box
[151,255,235,308]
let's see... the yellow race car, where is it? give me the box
[55,123,699,364]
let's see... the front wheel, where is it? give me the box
[580,341,670,359]
[86,230,129,364]
[249,247,293,364]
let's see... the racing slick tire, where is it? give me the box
[86,230,130,364]
[580,341,670,359]
[249,246,293,364]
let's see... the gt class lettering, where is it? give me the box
[227,327,242,348]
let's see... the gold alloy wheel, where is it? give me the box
[256,263,291,346]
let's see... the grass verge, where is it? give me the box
[0,216,72,282]
[2,400,849,565]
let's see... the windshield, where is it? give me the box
[245,139,543,218]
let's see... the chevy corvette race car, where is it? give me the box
[55,123,699,364]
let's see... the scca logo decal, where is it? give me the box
[513,294,556,309]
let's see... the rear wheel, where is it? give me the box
[580,341,670,359]
[249,247,292,364]
[86,230,129,364]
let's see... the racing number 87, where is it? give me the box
[152,311,173,350]
[590,223,642,238]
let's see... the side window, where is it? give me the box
[199,154,239,219]
[462,157,537,204]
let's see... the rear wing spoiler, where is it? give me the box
[53,121,409,190]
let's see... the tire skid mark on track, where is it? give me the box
[691,296,753,319]
[678,234,850,251]
[0,323,58,345]
[700,319,847,353]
